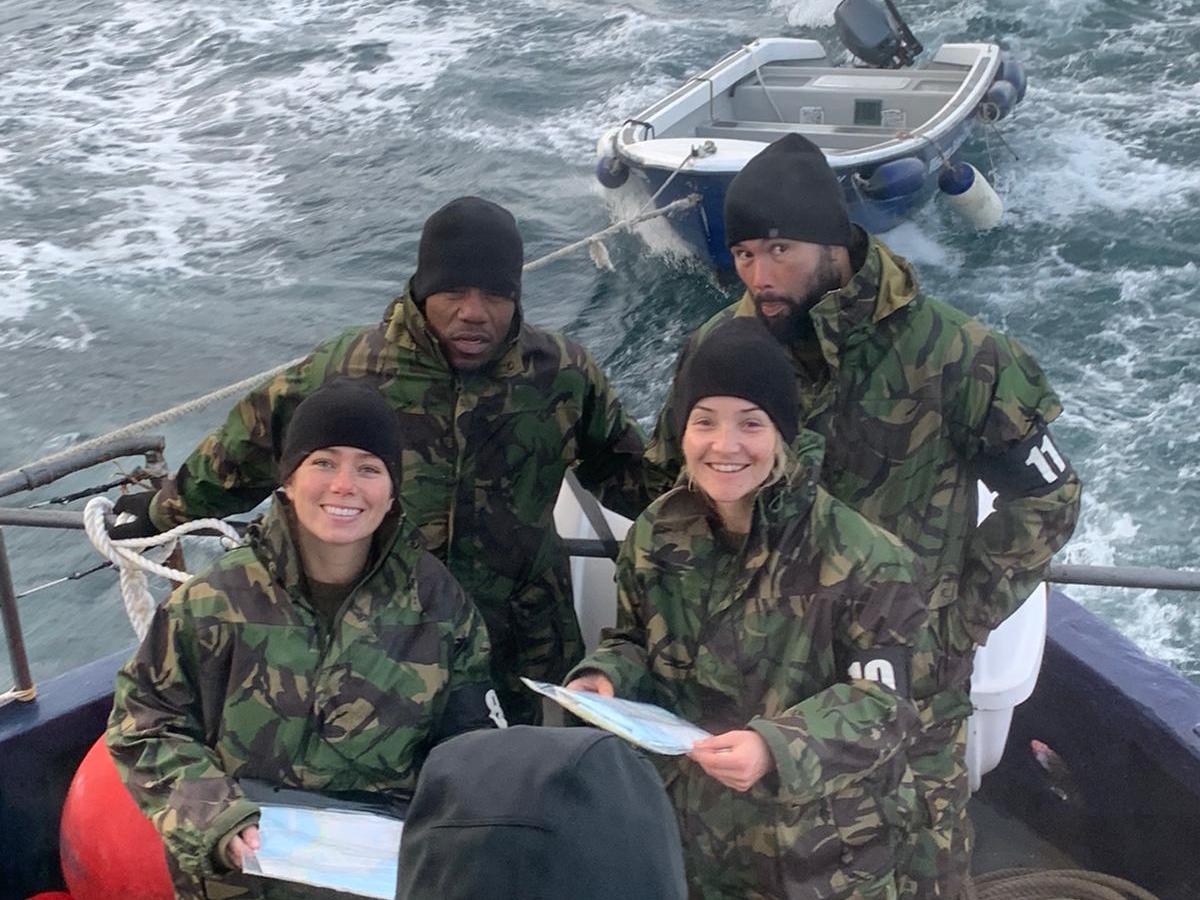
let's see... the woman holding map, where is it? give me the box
[565,318,927,899]
[107,379,501,899]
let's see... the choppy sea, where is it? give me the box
[1,0,1198,685]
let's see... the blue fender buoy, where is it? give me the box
[595,155,630,189]
[979,80,1018,122]
[938,162,1003,229]
[998,51,1028,102]
[857,157,927,200]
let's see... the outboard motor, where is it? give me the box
[834,0,923,68]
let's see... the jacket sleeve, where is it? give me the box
[149,333,354,530]
[748,542,926,807]
[106,583,259,878]
[426,557,506,742]
[564,526,659,701]
[571,349,674,519]
[950,332,1082,645]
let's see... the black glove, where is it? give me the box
[108,490,161,540]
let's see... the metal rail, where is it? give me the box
[0,436,166,500]
[0,505,1197,592]
[561,536,1200,591]
[1046,563,1200,592]
[0,530,34,699]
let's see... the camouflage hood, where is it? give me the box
[246,492,413,605]
[382,281,525,376]
[671,427,825,548]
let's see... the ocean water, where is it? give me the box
[1,0,1198,686]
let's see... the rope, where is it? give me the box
[636,147,714,217]
[6,359,307,477]
[526,194,700,273]
[2,198,701,485]
[963,868,1160,900]
[0,685,38,706]
[82,497,242,640]
[754,64,785,122]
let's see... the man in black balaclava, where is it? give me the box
[646,133,1081,899]
[108,196,669,727]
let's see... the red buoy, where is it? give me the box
[59,737,173,900]
[26,892,74,899]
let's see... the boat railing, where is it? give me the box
[4,435,1200,708]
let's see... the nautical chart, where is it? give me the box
[523,678,711,755]
[243,803,403,899]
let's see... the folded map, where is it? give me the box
[522,677,711,755]
[242,803,403,899]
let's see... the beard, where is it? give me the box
[752,247,844,345]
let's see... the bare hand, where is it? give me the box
[564,672,615,697]
[689,730,774,792]
[226,824,261,870]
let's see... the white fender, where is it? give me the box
[940,162,1004,230]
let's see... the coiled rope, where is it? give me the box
[82,497,242,640]
[963,868,1159,900]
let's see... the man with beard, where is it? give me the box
[108,196,667,727]
[646,134,1081,898]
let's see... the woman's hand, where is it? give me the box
[689,730,774,792]
[564,672,615,697]
[225,824,261,870]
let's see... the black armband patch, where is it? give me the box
[432,685,508,744]
[845,647,911,698]
[976,421,1075,499]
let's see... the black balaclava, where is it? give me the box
[723,133,852,249]
[410,196,523,305]
[676,317,800,443]
[278,378,402,488]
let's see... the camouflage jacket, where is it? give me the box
[569,435,927,899]
[648,235,1081,717]
[148,288,664,715]
[107,499,496,892]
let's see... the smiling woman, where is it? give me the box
[278,382,401,584]
[566,318,928,898]
[106,379,502,899]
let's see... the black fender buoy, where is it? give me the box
[595,155,630,189]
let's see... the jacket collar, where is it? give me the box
[383,280,527,380]
[248,493,416,602]
[732,231,920,370]
[656,430,825,620]
[661,429,825,597]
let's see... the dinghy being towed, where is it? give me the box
[594,0,1025,270]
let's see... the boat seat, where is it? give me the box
[729,83,956,129]
[750,64,967,89]
[695,120,901,151]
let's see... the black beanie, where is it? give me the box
[410,196,523,304]
[723,133,851,248]
[676,317,799,443]
[397,726,687,900]
[278,379,402,487]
